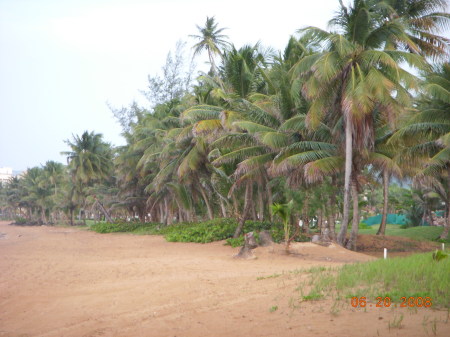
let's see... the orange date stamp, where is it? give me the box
[351,296,432,308]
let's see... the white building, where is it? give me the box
[0,167,13,184]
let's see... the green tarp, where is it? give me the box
[362,214,408,226]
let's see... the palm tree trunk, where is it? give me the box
[219,199,227,218]
[337,114,353,246]
[251,198,257,220]
[346,178,360,250]
[163,199,168,225]
[439,168,450,240]
[199,186,214,220]
[258,184,264,221]
[266,178,273,222]
[41,206,47,224]
[95,198,113,223]
[377,170,389,235]
[233,182,253,238]
[69,208,74,226]
[302,192,310,233]
[317,208,323,233]
[326,197,336,240]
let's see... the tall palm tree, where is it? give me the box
[62,131,112,185]
[190,16,230,74]
[294,0,430,247]
[61,131,113,223]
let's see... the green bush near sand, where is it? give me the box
[89,218,309,245]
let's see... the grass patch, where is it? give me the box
[269,305,278,312]
[257,273,282,280]
[335,252,450,307]
[292,251,450,309]
[302,292,324,301]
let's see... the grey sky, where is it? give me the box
[2,0,435,171]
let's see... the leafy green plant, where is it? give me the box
[271,200,294,251]
[432,250,448,262]
[269,305,278,312]
[225,236,245,247]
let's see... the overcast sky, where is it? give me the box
[1,0,444,171]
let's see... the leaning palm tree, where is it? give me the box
[190,16,230,74]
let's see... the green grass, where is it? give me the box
[295,251,450,309]
[256,273,282,280]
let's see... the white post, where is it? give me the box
[384,248,387,259]
[442,243,445,251]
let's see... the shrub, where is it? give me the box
[14,217,28,225]
[90,222,160,234]
[358,223,370,229]
[90,218,310,245]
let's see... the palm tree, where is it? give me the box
[61,131,113,223]
[190,16,230,74]
[393,63,450,238]
[294,0,431,247]
[43,161,64,196]
[383,0,450,60]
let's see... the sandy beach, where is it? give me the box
[0,221,448,337]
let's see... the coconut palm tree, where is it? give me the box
[383,0,450,60]
[191,16,230,74]
[293,0,432,247]
[61,131,113,223]
[393,63,450,238]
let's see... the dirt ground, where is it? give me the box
[0,221,448,337]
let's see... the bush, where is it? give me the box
[90,218,311,245]
[14,217,28,225]
[90,222,160,234]
[359,223,370,229]
[225,236,245,247]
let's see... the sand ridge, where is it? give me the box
[0,221,448,337]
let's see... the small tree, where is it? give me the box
[271,200,294,252]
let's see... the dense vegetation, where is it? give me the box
[1,0,449,250]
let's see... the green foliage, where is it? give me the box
[225,236,245,247]
[432,250,448,262]
[271,200,294,247]
[269,305,278,312]
[90,218,295,245]
[13,217,28,225]
[358,223,370,229]
[163,219,236,243]
[90,222,161,234]
[406,204,425,227]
